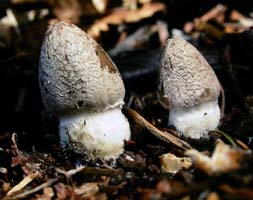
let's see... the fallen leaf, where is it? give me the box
[185,140,251,175]
[87,2,166,39]
[160,153,192,174]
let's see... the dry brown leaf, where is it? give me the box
[186,140,250,175]
[87,2,166,39]
[160,153,192,174]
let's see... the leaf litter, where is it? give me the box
[1,1,253,199]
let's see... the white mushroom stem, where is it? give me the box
[58,107,131,160]
[169,101,220,139]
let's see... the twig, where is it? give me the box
[56,166,85,178]
[126,108,191,151]
[6,166,85,199]
[7,172,40,196]
[11,133,20,155]
[200,4,227,22]
[55,166,85,186]
[235,139,249,150]
[79,167,124,177]
[7,178,57,200]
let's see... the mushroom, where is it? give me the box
[158,38,221,139]
[39,21,131,160]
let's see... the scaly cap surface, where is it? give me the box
[39,21,125,115]
[158,38,221,108]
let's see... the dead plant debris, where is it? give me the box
[1,0,253,199]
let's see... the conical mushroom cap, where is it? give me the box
[39,21,125,115]
[158,38,221,108]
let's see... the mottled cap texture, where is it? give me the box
[39,21,125,115]
[158,38,221,108]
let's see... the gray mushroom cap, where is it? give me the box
[39,21,125,115]
[158,38,221,109]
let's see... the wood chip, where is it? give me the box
[235,139,249,150]
[160,153,192,174]
[126,108,191,151]
[7,172,40,196]
[185,139,250,175]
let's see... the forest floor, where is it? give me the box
[1,1,253,199]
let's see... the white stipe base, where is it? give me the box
[169,101,220,139]
[59,107,131,160]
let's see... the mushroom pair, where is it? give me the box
[39,21,222,160]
